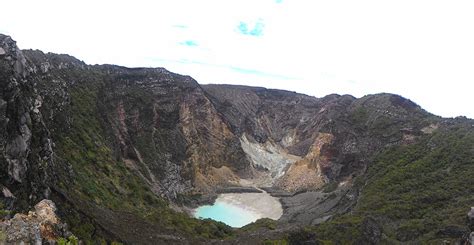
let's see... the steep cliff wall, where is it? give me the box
[0,35,54,210]
[0,34,241,243]
[203,84,432,193]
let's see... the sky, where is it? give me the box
[1,0,473,118]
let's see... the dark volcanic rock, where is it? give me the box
[279,189,351,225]
[0,34,54,209]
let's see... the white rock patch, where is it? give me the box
[240,134,300,183]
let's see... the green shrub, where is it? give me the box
[320,124,474,243]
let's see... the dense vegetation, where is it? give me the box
[265,120,473,244]
[355,121,473,243]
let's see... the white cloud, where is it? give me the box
[1,0,473,118]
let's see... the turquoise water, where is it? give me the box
[195,201,259,228]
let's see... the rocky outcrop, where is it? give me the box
[0,34,54,211]
[0,199,72,244]
[276,133,333,192]
[468,207,474,244]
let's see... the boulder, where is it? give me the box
[34,199,59,224]
[4,213,42,244]
[468,207,474,230]
[0,199,72,244]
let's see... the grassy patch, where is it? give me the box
[311,123,474,243]
[241,218,278,232]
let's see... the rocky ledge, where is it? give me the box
[259,187,294,197]
[216,187,263,194]
[0,200,74,244]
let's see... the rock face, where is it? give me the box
[97,66,250,197]
[0,199,71,244]
[203,85,430,192]
[275,133,333,192]
[0,34,54,210]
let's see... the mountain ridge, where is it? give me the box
[1,33,472,244]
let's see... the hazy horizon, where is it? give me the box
[1,0,473,118]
